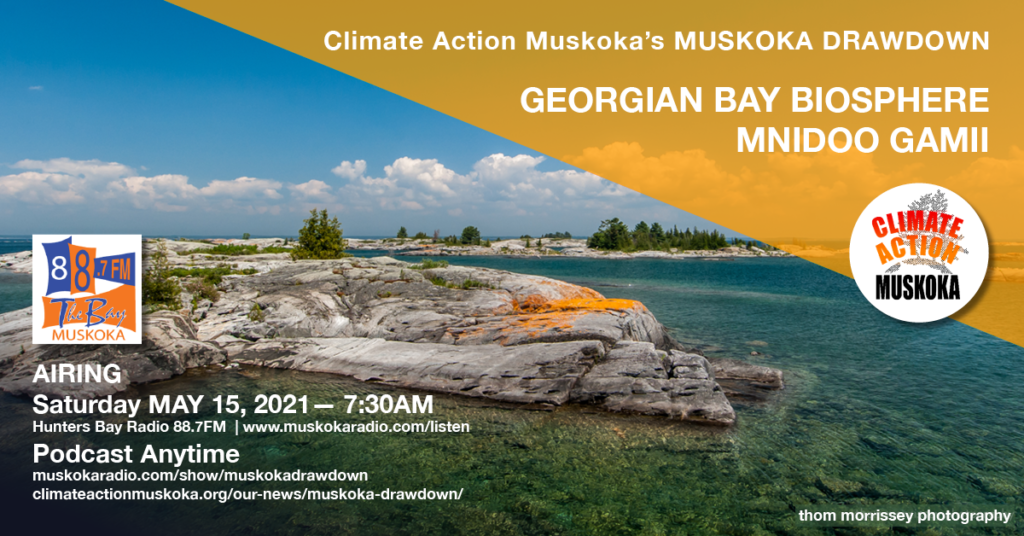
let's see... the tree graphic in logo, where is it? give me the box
[885,189,968,276]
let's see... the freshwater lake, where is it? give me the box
[1,248,1020,534]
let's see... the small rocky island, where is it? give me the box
[0,240,783,426]
[347,237,790,259]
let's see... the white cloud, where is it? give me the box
[384,157,467,197]
[199,177,283,199]
[0,157,142,207]
[28,86,43,91]
[105,174,203,212]
[13,157,133,180]
[154,202,189,212]
[288,179,333,200]
[400,200,424,210]
[107,174,200,210]
[2,158,287,213]
[0,154,662,234]
[334,157,473,211]
[331,160,367,179]
[0,171,86,205]
[336,153,635,215]
[2,153,629,219]
[475,153,545,176]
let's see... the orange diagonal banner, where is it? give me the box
[167,0,1024,347]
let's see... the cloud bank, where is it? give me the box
[0,154,666,235]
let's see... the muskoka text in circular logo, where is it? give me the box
[850,184,988,323]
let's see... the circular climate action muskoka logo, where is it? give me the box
[850,184,988,323]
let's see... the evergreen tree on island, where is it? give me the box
[460,226,481,245]
[291,208,349,260]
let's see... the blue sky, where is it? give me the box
[0,0,731,238]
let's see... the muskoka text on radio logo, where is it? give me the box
[850,184,988,323]
[32,235,142,344]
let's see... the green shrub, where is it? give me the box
[142,241,181,309]
[184,244,258,256]
[428,276,492,290]
[166,265,256,285]
[413,231,429,239]
[397,226,408,238]
[242,233,250,240]
[248,303,265,322]
[410,259,449,270]
[185,279,220,303]
[291,208,350,260]
[184,243,288,256]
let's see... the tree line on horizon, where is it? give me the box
[397,226,576,245]
[143,209,779,308]
[587,218,739,252]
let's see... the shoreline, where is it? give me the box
[348,237,792,260]
[0,250,31,274]
[0,236,790,276]
[0,240,784,426]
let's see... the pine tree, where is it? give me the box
[142,240,181,308]
[460,226,481,245]
[291,208,348,260]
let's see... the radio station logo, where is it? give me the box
[32,235,142,344]
[850,184,988,323]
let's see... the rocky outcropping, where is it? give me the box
[570,342,735,424]
[193,258,676,352]
[0,250,32,273]
[234,338,602,406]
[0,309,224,398]
[0,250,783,425]
[349,237,790,258]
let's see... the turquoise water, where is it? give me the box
[0,239,31,315]
[1,254,1021,535]
[0,272,31,314]
[0,237,30,256]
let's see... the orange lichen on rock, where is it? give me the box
[503,311,580,336]
[494,299,647,344]
[527,298,647,315]
[511,279,605,312]
[439,275,657,346]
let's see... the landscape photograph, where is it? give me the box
[1,2,1022,535]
